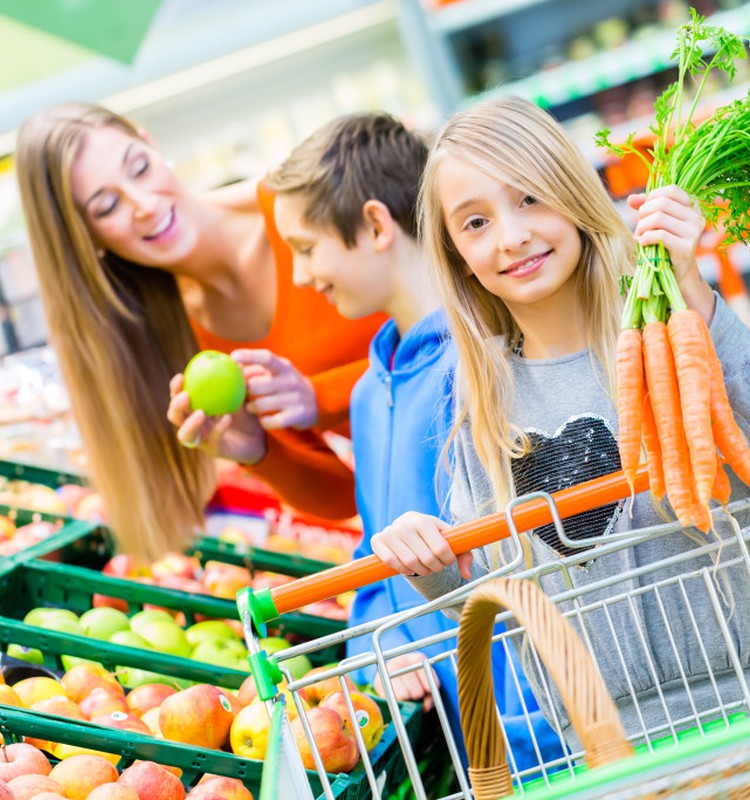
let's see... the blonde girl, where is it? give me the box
[372,96,750,746]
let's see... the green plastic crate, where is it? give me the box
[0,457,347,577]
[0,686,422,800]
[0,559,344,683]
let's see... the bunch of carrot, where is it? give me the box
[597,12,750,531]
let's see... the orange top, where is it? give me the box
[191,181,385,520]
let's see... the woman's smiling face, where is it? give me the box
[437,153,582,314]
[70,125,198,268]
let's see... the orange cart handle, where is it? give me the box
[267,465,650,618]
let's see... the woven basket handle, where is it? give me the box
[457,577,633,800]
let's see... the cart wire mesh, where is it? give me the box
[259,491,750,799]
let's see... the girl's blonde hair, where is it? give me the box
[420,96,635,517]
[15,102,215,560]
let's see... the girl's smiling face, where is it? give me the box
[70,125,197,268]
[437,154,583,315]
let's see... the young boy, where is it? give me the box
[213,112,563,771]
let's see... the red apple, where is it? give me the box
[291,706,359,773]
[92,593,130,612]
[319,691,384,751]
[303,667,357,706]
[75,491,108,523]
[0,780,12,800]
[61,663,123,704]
[200,561,252,600]
[0,742,52,781]
[6,774,65,800]
[86,783,141,800]
[79,687,131,719]
[56,483,92,515]
[125,683,178,717]
[27,696,86,751]
[49,753,119,799]
[159,685,235,749]
[139,707,162,736]
[150,552,200,580]
[0,516,15,542]
[187,774,254,799]
[118,760,186,800]
[89,712,152,736]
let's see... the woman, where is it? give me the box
[15,102,383,560]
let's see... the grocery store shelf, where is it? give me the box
[430,0,550,34]
[458,4,750,111]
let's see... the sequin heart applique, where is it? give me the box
[512,415,624,558]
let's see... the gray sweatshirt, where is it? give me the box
[410,294,750,747]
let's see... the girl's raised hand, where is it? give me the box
[628,184,715,322]
[167,372,268,465]
[232,348,319,430]
[371,511,473,580]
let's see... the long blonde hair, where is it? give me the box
[15,102,215,560]
[420,96,635,515]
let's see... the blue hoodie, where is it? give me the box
[346,309,564,773]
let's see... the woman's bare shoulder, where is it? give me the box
[204,175,264,212]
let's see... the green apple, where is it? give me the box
[79,607,131,640]
[136,619,191,658]
[6,644,44,665]
[260,636,291,654]
[183,350,246,416]
[282,654,313,680]
[190,638,248,668]
[61,654,103,671]
[129,609,175,633]
[108,630,154,650]
[23,607,80,627]
[117,667,193,690]
[185,619,241,647]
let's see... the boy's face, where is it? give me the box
[275,193,391,319]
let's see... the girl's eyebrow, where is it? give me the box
[447,198,479,218]
[84,143,135,210]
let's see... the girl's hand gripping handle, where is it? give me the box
[246,464,650,628]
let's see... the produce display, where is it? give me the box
[598,12,750,525]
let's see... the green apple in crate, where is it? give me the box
[185,619,241,647]
[79,607,131,640]
[128,609,175,632]
[190,638,247,668]
[134,619,191,658]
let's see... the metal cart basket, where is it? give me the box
[240,477,750,799]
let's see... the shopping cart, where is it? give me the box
[237,464,750,798]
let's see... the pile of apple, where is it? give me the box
[0,657,385,782]
[15,606,304,687]
[0,515,62,557]
[96,552,352,622]
[0,480,96,521]
[0,746,255,799]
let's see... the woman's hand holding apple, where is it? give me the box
[167,373,268,466]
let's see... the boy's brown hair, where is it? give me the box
[265,112,428,247]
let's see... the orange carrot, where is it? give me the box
[689,473,712,533]
[667,309,715,508]
[641,392,666,501]
[643,320,693,526]
[705,329,750,486]
[616,328,645,499]
[711,453,731,506]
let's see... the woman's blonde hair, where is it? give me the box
[15,102,215,560]
[420,96,635,517]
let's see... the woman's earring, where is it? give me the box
[96,249,105,260]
